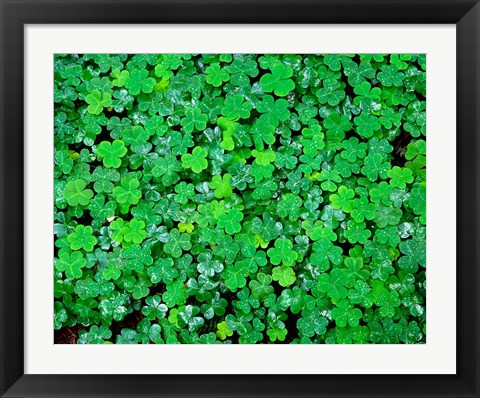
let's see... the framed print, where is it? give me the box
[1,1,479,397]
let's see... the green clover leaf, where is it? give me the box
[351,197,376,223]
[55,250,87,279]
[310,240,343,272]
[142,295,168,320]
[398,238,426,273]
[377,64,405,87]
[354,113,381,139]
[164,229,192,258]
[125,68,155,95]
[323,113,352,141]
[341,137,367,162]
[218,208,244,235]
[250,119,276,150]
[221,94,253,120]
[147,258,177,284]
[78,325,112,344]
[349,280,373,308]
[387,166,414,188]
[197,252,224,277]
[151,154,181,186]
[85,90,112,115]
[277,193,302,222]
[113,176,142,206]
[102,263,122,281]
[181,107,208,133]
[331,300,363,327]
[249,273,274,301]
[174,182,195,204]
[316,82,345,106]
[297,308,328,337]
[272,266,296,287]
[206,63,230,87]
[344,220,372,244]
[99,292,128,322]
[224,263,249,292]
[375,206,403,228]
[374,289,401,318]
[216,321,234,340]
[123,126,148,149]
[181,146,208,173]
[63,179,93,206]
[330,186,355,213]
[266,327,288,342]
[252,149,276,166]
[111,68,130,87]
[353,81,382,109]
[96,140,127,168]
[123,219,147,244]
[318,169,342,192]
[267,238,298,267]
[259,61,295,96]
[209,174,233,199]
[257,95,290,126]
[163,280,188,307]
[362,153,391,182]
[68,225,97,252]
[317,269,349,300]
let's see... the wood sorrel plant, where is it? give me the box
[54,54,426,344]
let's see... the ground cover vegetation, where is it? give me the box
[54,53,426,344]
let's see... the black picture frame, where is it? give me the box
[1,1,479,397]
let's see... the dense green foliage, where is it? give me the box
[54,54,426,344]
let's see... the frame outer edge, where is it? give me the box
[0,0,25,396]
[0,0,478,23]
[457,2,480,397]
[0,0,4,395]
[1,0,479,397]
